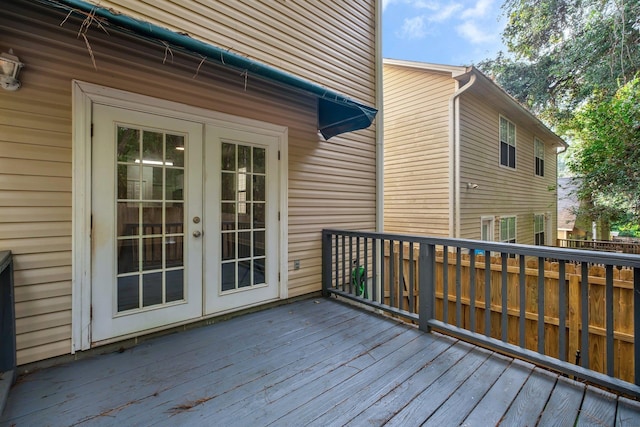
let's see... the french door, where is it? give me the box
[90,104,280,343]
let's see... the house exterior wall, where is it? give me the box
[383,62,560,245]
[0,0,377,364]
[458,91,559,244]
[383,64,453,236]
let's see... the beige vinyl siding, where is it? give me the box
[86,0,375,104]
[457,91,558,243]
[383,65,453,236]
[1,0,376,364]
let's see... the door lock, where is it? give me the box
[193,216,201,224]
[193,230,202,238]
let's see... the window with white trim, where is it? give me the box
[534,214,545,245]
[500,116,516,168]
[535,137,545,177]
[500,216,516,243]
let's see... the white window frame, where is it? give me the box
[534,213,546,245]
[499,216,517,243]
[481,216,495,241]
[534,137,545,177]
[499,116,516,169]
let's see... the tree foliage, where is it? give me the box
[566,77,640,222]
[478,0,640,128]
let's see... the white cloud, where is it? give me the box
[455,20,498,44]
[427,3,463,22]
[461,0,495,19]
[398,15,429,39]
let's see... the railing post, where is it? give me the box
[419,243,435,333]
[321,231,331,297]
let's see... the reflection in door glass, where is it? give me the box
[115,125,186,312]
[220,143,267,292]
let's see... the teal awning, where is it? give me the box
[44,0,378,140]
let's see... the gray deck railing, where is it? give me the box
[322,229,640,398]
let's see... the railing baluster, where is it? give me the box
[364,238,369,300]
[380,238,385,305]
[341,235,346,292]
[372,238,378,303]
[501,253,508,342]
[390,240,395,309]
[606,264,614,377]
[456,247,462,328]
[500,252,509,341]
[519,254,525,348]
[538,257,545,355]
[558,260,567,362]
[348,236,353,294]
[399,240,405,310]
[409,242,415,313]
[581,262,590,369]
[485,251,491,337]
[443,246,449,323]
[470,251,476,333]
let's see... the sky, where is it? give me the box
[382,0,508,66]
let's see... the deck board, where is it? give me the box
[2,298,640,427]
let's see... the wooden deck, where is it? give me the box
[3,298,640,426]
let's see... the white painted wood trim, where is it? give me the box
[71,80,93,351]
[279,128,289,300]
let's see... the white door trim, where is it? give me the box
[72,80,289,352]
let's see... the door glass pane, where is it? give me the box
[166,169,184,200]
[221,263,236,291]
[142,202,163,234]
[253,175,265,202]
[238,145,251,172]
[117,127,140,162]
[142,237,163,270]
[222,202,236,230]
[116,124,186,313]
[166,270,184,302]
[142,131,163,162]
[117,276,139,312]
[142,272,163,307]
[118,164,140,199]
[220,142,268,293]
[221,143,235,171]
[118,202,139,237]
[239,260,251,288]
[165,235,183,268]
[222,233,236,260]
[253,148,265,174]
[221,173,235,201]
[166,134,185,167]
[117,239,139,274]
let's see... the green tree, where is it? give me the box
[566,77,640,224]
[478,0,640,128]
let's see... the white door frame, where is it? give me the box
[72,81,288,352]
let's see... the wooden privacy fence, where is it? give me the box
[383,241,635,383]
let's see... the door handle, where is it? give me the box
[193,230,202,238]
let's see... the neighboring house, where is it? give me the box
[383,59,567,245]
[557,177,591,241]
[0,0,379,365]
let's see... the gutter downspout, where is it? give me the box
[448,73,476,238]
[375,0,384,233]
